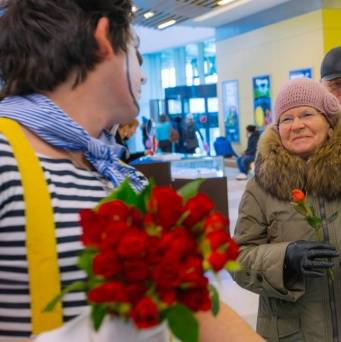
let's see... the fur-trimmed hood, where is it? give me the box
[255,118,341,201]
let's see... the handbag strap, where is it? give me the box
[0,118,63,334]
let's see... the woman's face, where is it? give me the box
[278,106,332,158]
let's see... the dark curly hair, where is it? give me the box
[0,0,133,99]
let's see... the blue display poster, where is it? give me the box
[252,75,272,129]
[222,80,240,143]
[289,68,312,80]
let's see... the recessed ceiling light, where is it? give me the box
[217,0,237,5]
[144,11,155,19]
[132,5,138,13]
[158,19,176,29]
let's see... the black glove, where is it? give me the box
[284,240,338,282]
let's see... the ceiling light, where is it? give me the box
[217,0,237,5]
[132,5,138,13]
[143,11,155,19]
[157,19,176,30]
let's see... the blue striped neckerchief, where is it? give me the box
[0,93,145,192]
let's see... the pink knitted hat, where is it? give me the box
[273,78,340,127]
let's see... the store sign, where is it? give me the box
[252,75,272,129]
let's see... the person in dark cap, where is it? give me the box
[321,46,341,103]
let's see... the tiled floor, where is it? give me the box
[212,167,259,329]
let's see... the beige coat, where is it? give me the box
[232,121,341,341]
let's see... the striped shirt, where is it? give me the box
[0,133,146,340]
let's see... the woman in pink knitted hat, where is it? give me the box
[232,77,341,342]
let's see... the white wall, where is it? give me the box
[216,10,324,152]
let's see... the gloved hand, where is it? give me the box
[284,240,338,282]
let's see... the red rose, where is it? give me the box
[88,281,128,303]
[131,297,159,329]
[178,286,211,312]
[146,236,164,266]
[206,230,231,251]
[291,189,305,203]
[148,187,183,229]
[92,251,121,278]
[225,239,239,260]
[80,209,103,247]
[126,284,147,305]
[158,289,176,305]
[100,221,130,249]
[184,193,214,227]
[208,251,228,272]
[204,212,229,234]
[153,260,182,289]
[162,227,196,262]
[123,259,149,282]
[129,207,143,226]
[181,256,206,287]
[97,200,130,222]
[117,229,147,259]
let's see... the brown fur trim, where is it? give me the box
[255,118,341,201]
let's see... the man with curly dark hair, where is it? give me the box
[0,0,147,339]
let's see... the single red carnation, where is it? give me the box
[131,297,160,329]
[184,193,214,227]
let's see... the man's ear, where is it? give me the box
[94,17,114,59]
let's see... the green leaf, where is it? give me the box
[135,180,153,212]
[328,211,338,223]
[225,260,240,272]
[44,281,87,312]
[208,284,220,316]
[91,304,107,331]
[166,304,198,342]
[177,179,204,203]
[98,178,137,207]
[307,216,321,229]
[77,248,97,276]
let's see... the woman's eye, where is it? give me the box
[281,117,292,123]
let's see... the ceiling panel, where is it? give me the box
[133,0,220,29]
[132,0,293,30]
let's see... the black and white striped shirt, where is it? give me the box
[0,134,146,340]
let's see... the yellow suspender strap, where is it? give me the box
[0,118,63,334]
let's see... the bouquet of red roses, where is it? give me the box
[46,179,239,342]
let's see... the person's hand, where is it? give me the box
[284,240,338,280]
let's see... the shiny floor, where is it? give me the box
[212,167,258,329]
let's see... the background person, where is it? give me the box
[0,0,147,339]
[155,114,172,153]
[235,125,260,180]
[183,113,205,154]
[321,46,341,103]
[232,78,341,342]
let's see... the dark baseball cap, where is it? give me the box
[321,46,341,81]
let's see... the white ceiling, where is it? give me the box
[134,0,293,54]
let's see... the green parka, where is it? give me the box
[232,121,341,342]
